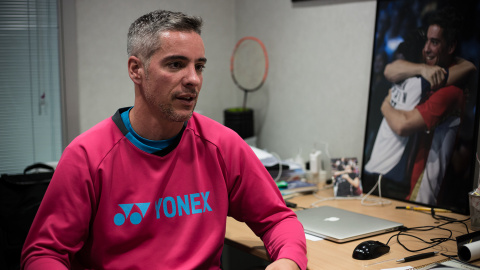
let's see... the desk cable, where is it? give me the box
[270,152,283,182]
[384,209,470,259]
[360,174,392,206]
[310,174,391,208]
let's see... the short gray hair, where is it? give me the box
[127,10,203,63]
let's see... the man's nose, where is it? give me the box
[183,65,201,87]
[423,41,430,53]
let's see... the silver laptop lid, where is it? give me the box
[295,206,403,243]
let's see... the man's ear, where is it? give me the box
[448,41,457,55]
[128,56,144,84]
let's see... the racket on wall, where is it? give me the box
[230,36,269,109]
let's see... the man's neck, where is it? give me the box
[129,106,185,141]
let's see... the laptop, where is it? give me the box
[295,206,403,243]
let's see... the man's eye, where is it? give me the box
[168,62,184,69]
[196,65,206,72]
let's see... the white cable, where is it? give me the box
[310,190,363,208]
[322,141,331,162]
[476,152,480,190]
[316,141,331,173]
[360,174,391,206]
[309,174,391,208]
[270,152,283,182]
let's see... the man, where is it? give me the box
[21,10,307,270]
[365,29,429,183]
[365,27,473,195]
[381,7,476,204]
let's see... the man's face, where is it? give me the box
[142,31,206,122]
[423,24,451,67]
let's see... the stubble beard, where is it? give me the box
[144,89,196,123]
[158,101,195,123]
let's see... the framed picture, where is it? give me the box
[331,157,363,198]
[361,0,480,214]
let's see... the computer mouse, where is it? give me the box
[352,240,390,260]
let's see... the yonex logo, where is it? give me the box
[154,192,212,219]
[114,203,150,226]
[113,191,212,226]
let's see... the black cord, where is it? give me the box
[285,201,297,208]
[386,225,454,252]
[284,200,307,210]
[385,209,471,254]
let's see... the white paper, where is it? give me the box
[305,233,323,241]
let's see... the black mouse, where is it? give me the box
[352,240,390,260]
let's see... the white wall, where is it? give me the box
[234,0,376,166]
[70,0,377,166]
[73,0,238,133]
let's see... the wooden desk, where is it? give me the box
[224,188,474,269]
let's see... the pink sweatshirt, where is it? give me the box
[21,109,307,270]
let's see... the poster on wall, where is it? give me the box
[361,0,480,214]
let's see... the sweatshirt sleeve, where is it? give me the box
[416,85,464,131]
[23,258,68,270]
[224,140,308,270]
[21,145,95,270]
